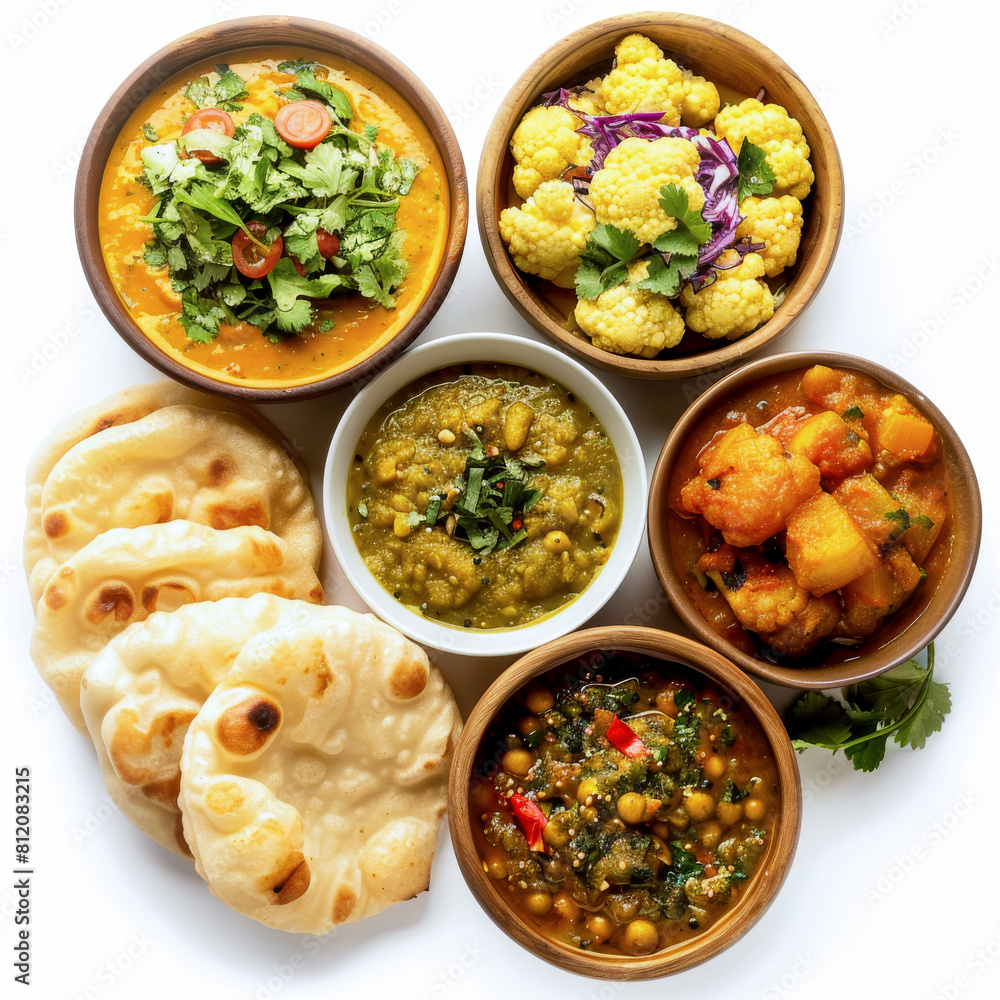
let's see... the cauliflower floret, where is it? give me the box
[736,195,804,277]
[714,98,814,199]
[566,77,607,116]
[499,179,595,288]
[680,68,720,126]
[589,136,703,245]
[602,34,684,122]
[574,259,685,359]
[680,252,774,340]
[509,104,594,200]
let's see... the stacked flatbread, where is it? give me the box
[23,382,462,933]
[23,381,324,732]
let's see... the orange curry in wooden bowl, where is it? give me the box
[78,18,467,401]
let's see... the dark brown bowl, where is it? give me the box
[478,12,844,380]
[75,16,468,402]
[647,352,982,689]
[448,626,802,979]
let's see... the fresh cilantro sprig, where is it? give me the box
[574,223,641,300]
[652,184,711,256]
[736,140,776,202]
[786,644,950,772]
[185,64,250,112]
[277,60,353,123]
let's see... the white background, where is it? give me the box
[2,0,998,998]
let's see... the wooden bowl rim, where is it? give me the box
[74,14,468,403]
[448,625,802,980]
[477,10,845,380]
[646,351,983,689]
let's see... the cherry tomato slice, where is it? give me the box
[232,221,283,279]
[274,100,332,149]
[182,108,235,166]
[316,228,341,258]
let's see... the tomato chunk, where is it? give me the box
[316,228,341,258]
[232,221,282,279]
[275,100,332,149]
[181,108,235,165]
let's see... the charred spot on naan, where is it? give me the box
[108,707,197,787]
[269,852,311,905]
[215,695,282,755]
[208,500,269,531]
[85,584,136,624]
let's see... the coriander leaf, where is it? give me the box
[266,257,347,312]
[575,223,641,300]
[843,405,865,420]
[143,240,168,268]
[787,691,853,748]
[213,65,249,110]
[286,68,353,123]
[185,77,213,109]
[633,252,698,298]
[885,509,911,536]
[178,289,225,342]
[653,184,711,255]
[277,58,319,74]
[142,123,159,142]
[843,732,890,772]
[736,140,776,201]
[171,183,251,238]
[281,142,357,198]
[591,222,641,262]
[272,297,314,335]
[912,514,935,530]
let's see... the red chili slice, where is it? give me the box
[606,715,650,758]
[181,108,235,166]
[232,221,282,279]
[508,793,547,852]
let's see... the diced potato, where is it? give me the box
[503,401,535,452]
[766,592,841,658]
[680,423,820,547]
[875,395,935,460]
[786,410,874,483]
[839,547,923,638]
[832,474,907,550]
[799,365,844,404]
[879,466,948,564]
[785,492,881,596]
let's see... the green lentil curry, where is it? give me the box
[469,650,779,956]
[347,364,622,629]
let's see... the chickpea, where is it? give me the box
[699,820,723,851]
[715,800,743,828]
[543,530,572,554]
[484,856,507,880]
[577,777,599,805]
[685,790,716,823]
[543,822,571,849]
[585,914,614,943]
[616,792,647,826]
[655,690,679,717]
[522,891,552,916]
[622,918,659,956]
[525,687,555,715]
[744,797,767,822]
[501,748,535,777]
[702,754,727,781]
[392,513,412,538]
[518,715,543,737]
[552,892,581,922]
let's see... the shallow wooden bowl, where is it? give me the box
[75,15,468,402]
[448,625,802,979]
[478,12,843,379]
[647,352,982,689]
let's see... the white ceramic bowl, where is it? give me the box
[325,332,647,655]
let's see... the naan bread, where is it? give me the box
[178,608,462,933]
[34,523,324,734]
[80,594,326,856]
[27,404,321,606]
[23,381,296,609]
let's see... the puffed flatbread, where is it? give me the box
[178,608,462,933]
[80,594,326,857]
[33,522,323,734]
[22,380,299,609]
[26,404,321,607]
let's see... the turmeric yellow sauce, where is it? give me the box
[99,49,450,388]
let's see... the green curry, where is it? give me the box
[346,364,623,629]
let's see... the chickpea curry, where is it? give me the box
[667,364,953,664]
[346,364,623,629]
[98,51,450,388]
[468,650,780,956]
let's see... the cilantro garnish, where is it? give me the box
[786,644,950,771]
[736,140,776,202]
[278,60,353,124]
[651,184,711,256]
[142,123,159,142]
[843,405,865,420]
[574,223,642,300]
[418,429,544,555]
[185,65,249,112]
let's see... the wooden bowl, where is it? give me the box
[647,352,982,689]
[75,15,468,403]
[448,626,802,979]
[478,12,844,379]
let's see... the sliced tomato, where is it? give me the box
[182,108,235,166]
[274,100,332,149]
[316,228,341,258]
[291,256,308,277]
[232,221,282,279]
